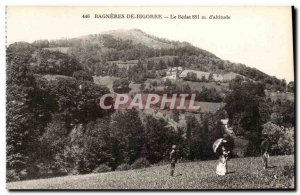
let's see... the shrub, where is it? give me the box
[93,164,112,173]
[116,163,131,171]
[112,78,130,93]
[282,165,294,179]
[131,158,150,170]
[7,169,21,182]
[69,168,80,175]
[73,70,93,81]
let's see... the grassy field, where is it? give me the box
[93,76,119,92]
[265,90,294,102]
[44,47,71,54]
[7,155,294,190]
[182,80,229,92]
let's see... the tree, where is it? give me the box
[185,72,197,81]
[172,110,180,122]
[139,83,145,91]
[32,39,49,48]
[277,127,294,155]
[49,77,111,124]
[112,78,130,93]
[6,42,35,63]
[39,114,69,174]
[225,79,265,155]
[271,100,294,127]
[261,122,294,155]
[182,83,191,94]
[157,59,167,70]
[287,81,294,92]
[164,78,173,87]
[199,87,223,102]
[201,75,207,82]
[144,115,175,163]
[185,115,202,160]
[6,55,37,180]
[109,110,146,167]
[81,118,113,172]
[173,57,179,67]
[208,73,213,81]
[30,50,83,76]
[73,70,93,81]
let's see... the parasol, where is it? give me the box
[213,138,227,153]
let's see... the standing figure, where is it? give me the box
[262,151,270,169]
[216,146,229,176]
[169,145,177,176]
[261,134,270,169]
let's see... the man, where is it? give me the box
[170,145,177,176]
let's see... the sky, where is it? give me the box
[6,6,294,81]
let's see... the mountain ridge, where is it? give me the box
[9,28,289,91]
[75,28,217,60]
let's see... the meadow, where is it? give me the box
[7,155,294,190]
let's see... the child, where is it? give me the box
[262,151,270,169]
[169,145,177,176]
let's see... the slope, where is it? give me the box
[7,155,294,189]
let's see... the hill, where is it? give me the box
[41,28,288,91]
[7,155,294,190]
[100,29,176,49]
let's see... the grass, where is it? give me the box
[93,76,119,92]
[44,47,71,54]
[181,80,229,92]
[7,155,294,190]
[265,90,295,102]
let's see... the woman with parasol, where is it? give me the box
[213,138,230,175]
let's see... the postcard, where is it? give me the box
[6,6,295,190]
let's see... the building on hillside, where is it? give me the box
[163,74,177,82]
[166,67,183,76]
[164,67,184,81]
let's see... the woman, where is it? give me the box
[262,151,270,169]
[216,146,229,176]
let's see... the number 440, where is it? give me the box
[82,14,90,19]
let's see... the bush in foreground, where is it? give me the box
[93,165,112,173]
[116,163,131,171]
[131,158,150,170]
[7,169,21,182]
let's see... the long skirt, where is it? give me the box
[216,161,227,175]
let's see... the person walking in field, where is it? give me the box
[169,145,178,177]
